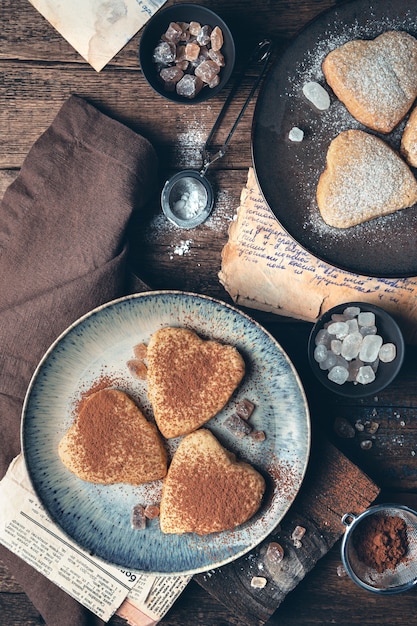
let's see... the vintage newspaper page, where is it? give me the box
[28,0,167,71]
[219,168,417,345]
[0,455,190,624]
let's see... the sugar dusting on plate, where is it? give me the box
[284,6,417,240]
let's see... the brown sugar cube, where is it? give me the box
[236,398,255,419]
[196,25,212,46]
[176,74,203,98]
[185,41,201,61]
[160,66,184,91]
[208,75,220,88]
[195,59,220,84]
[127,358,148,380]
[164,21,183,44]
[210,26,223,51]
[208,48,225,67]
[131,504,146,530]
[189,21,201,36]
[144,504,160,519]
[133,342,148,359]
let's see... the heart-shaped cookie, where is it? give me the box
[317,129,417,228]
[58,388,167,485]
[159,429,265,534]
[146,327,245,438]
[322,31,417,133]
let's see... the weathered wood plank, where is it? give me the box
[195,442,379,625]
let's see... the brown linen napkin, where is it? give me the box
[0,95,158,625]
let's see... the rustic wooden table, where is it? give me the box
[2,0,417,624]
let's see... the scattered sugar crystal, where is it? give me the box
[356,365,376,384]
[341,331,362,360]
[251,576,267,589]
[358,311,375,327]
[328,365,349,385]
[379,342,397,363]
[327,321,350,339]
[131,504,146,530]
[302,81,330,110]
[291,525,306,543]
[337,564,348,577]
[289,126,304,142]
[265,542,284,565]
[235,398,255,420]
[359,334,383,362]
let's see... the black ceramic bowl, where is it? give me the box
[308,302,405,398]
[139,3,235,103]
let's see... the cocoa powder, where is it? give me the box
[353,514,409,574]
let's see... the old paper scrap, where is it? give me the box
[219,168,417,345]
[28,0,167,71]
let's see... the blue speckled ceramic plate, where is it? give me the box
[21,291,310,575]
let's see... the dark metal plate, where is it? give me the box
[252,0,417,277]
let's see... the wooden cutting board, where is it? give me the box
[194,440,380,625]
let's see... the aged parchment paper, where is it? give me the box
[28,0,167,71]
[219,168,417,345]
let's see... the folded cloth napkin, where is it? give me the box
[0,95,158,625]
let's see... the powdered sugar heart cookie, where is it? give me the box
[322,31,417,133]
[58,388,167,485]
[160,429,265,534]
[317,129,417,228]
[146,327,245,439]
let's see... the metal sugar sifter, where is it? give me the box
[161,39,273,229]
[341,503,417,594]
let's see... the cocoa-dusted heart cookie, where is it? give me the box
[146,327,245,439]
[317,129,417,228]
[159,429,265,535]
[58,388,167,485]
[322,31,417,133]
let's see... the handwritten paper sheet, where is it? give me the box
[28,0,167,71]
[0,455,190,624]
[219,168,417,345]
